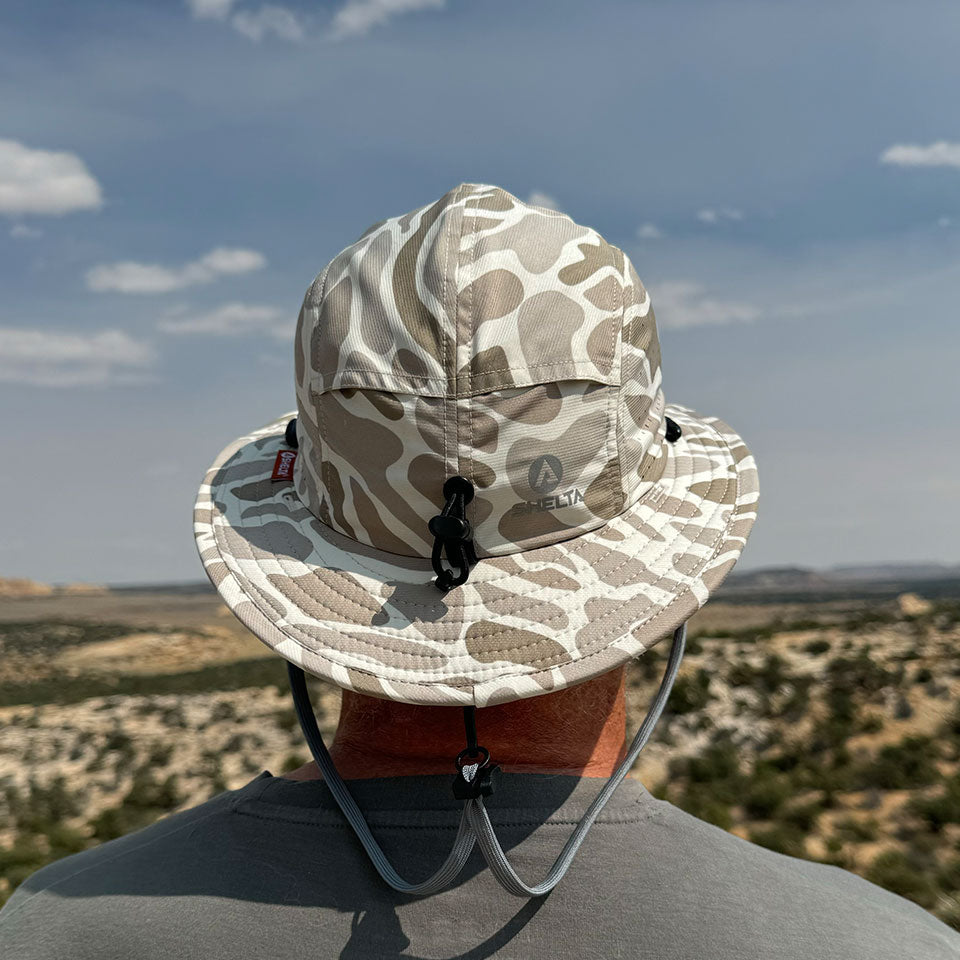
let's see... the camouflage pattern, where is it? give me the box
[293,183,665,557]
[195,184,759,706]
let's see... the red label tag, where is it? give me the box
[271,449,297,482]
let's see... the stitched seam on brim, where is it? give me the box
[207,411,729,666]
[198,407,754,694]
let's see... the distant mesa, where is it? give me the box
[722,562,960,599]
[723,567,833,591]
[59,582,110,596]
[830,563,960,581]
[0,578,53,599]
[0,577,108,599]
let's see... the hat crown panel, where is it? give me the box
[298,183,632,397]
[292,184,667,558]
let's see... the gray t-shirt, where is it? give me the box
[1,771,956,959]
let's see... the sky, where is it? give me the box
[1,0,959,585]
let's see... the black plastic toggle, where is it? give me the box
[428,514,471,542]
[428,476,478,592]
[284,418,299,449]
[664,416,682,443]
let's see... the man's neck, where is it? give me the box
[284,667,628,781]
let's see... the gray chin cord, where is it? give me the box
[287,622,686,898]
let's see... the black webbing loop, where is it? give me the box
[428,476,478,591]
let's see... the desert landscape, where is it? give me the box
[1,567,959,928]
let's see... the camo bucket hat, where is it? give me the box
[194,183,758,708]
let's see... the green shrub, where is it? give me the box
[858,713,884,734]
[804,638,831,656]
[794,744,856,794]
[742,773,792,820]
[727,654,791,696]
[911,776,960,832]
[103,730,135,758]
[825,651,894,698]
[936,859,960,894]
[894,695,913,720]
[748,824,806,857]
[856,737,941,791]
[767,748,802,774]
[90,769,182,842]
[773,680,813,721]
[937,901,960,932]
[833,816,879,843]
[273,707,300,732]
[865,850,936,908]
[669,669,713,714]
[281,752,307,773]
[781,801,824,832]
[147,742,174,766]
[683,741,741,787]
[43,823,87,857]
[940,705,960,739]
[13,778,81,833]
[125,770,181,811]
[675,784,733,830]
[0,838,48,895]
[210,700,237,722]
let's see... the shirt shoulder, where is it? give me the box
[636,799,960,960]
[0,781,259,960]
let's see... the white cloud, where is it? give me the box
[330,0,445,39]
[186,0,237,19]
[636,222,662,240]
[86,247,266,294]
[0,328,155,387]
[232,5,304,41]
[938,216,953,228]
[527,190,560,211]
[653,282,760,329]
[880,141,960,169]
[696,207,743,225]
[194,247,265,274]
[157,302,292,338]
[0,139,103,217]
[187,0,303,42]
[9,223,43,240]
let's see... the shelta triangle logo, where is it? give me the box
[529,455,563,494]
[513,453,584,515]
[271,449,297,482]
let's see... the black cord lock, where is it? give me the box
[452,706,501,799]
[428,476,478,592]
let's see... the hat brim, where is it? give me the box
[194,405,758,707]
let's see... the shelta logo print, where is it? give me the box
[513,455,585,515]
[529,455,563,494]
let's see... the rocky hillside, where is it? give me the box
[0,585,958,928]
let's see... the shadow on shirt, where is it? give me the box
[8,773,594,959]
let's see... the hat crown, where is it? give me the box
[293,183,666,558]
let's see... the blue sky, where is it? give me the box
[1,0,958,584]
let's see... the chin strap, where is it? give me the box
[287,623,686,898]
